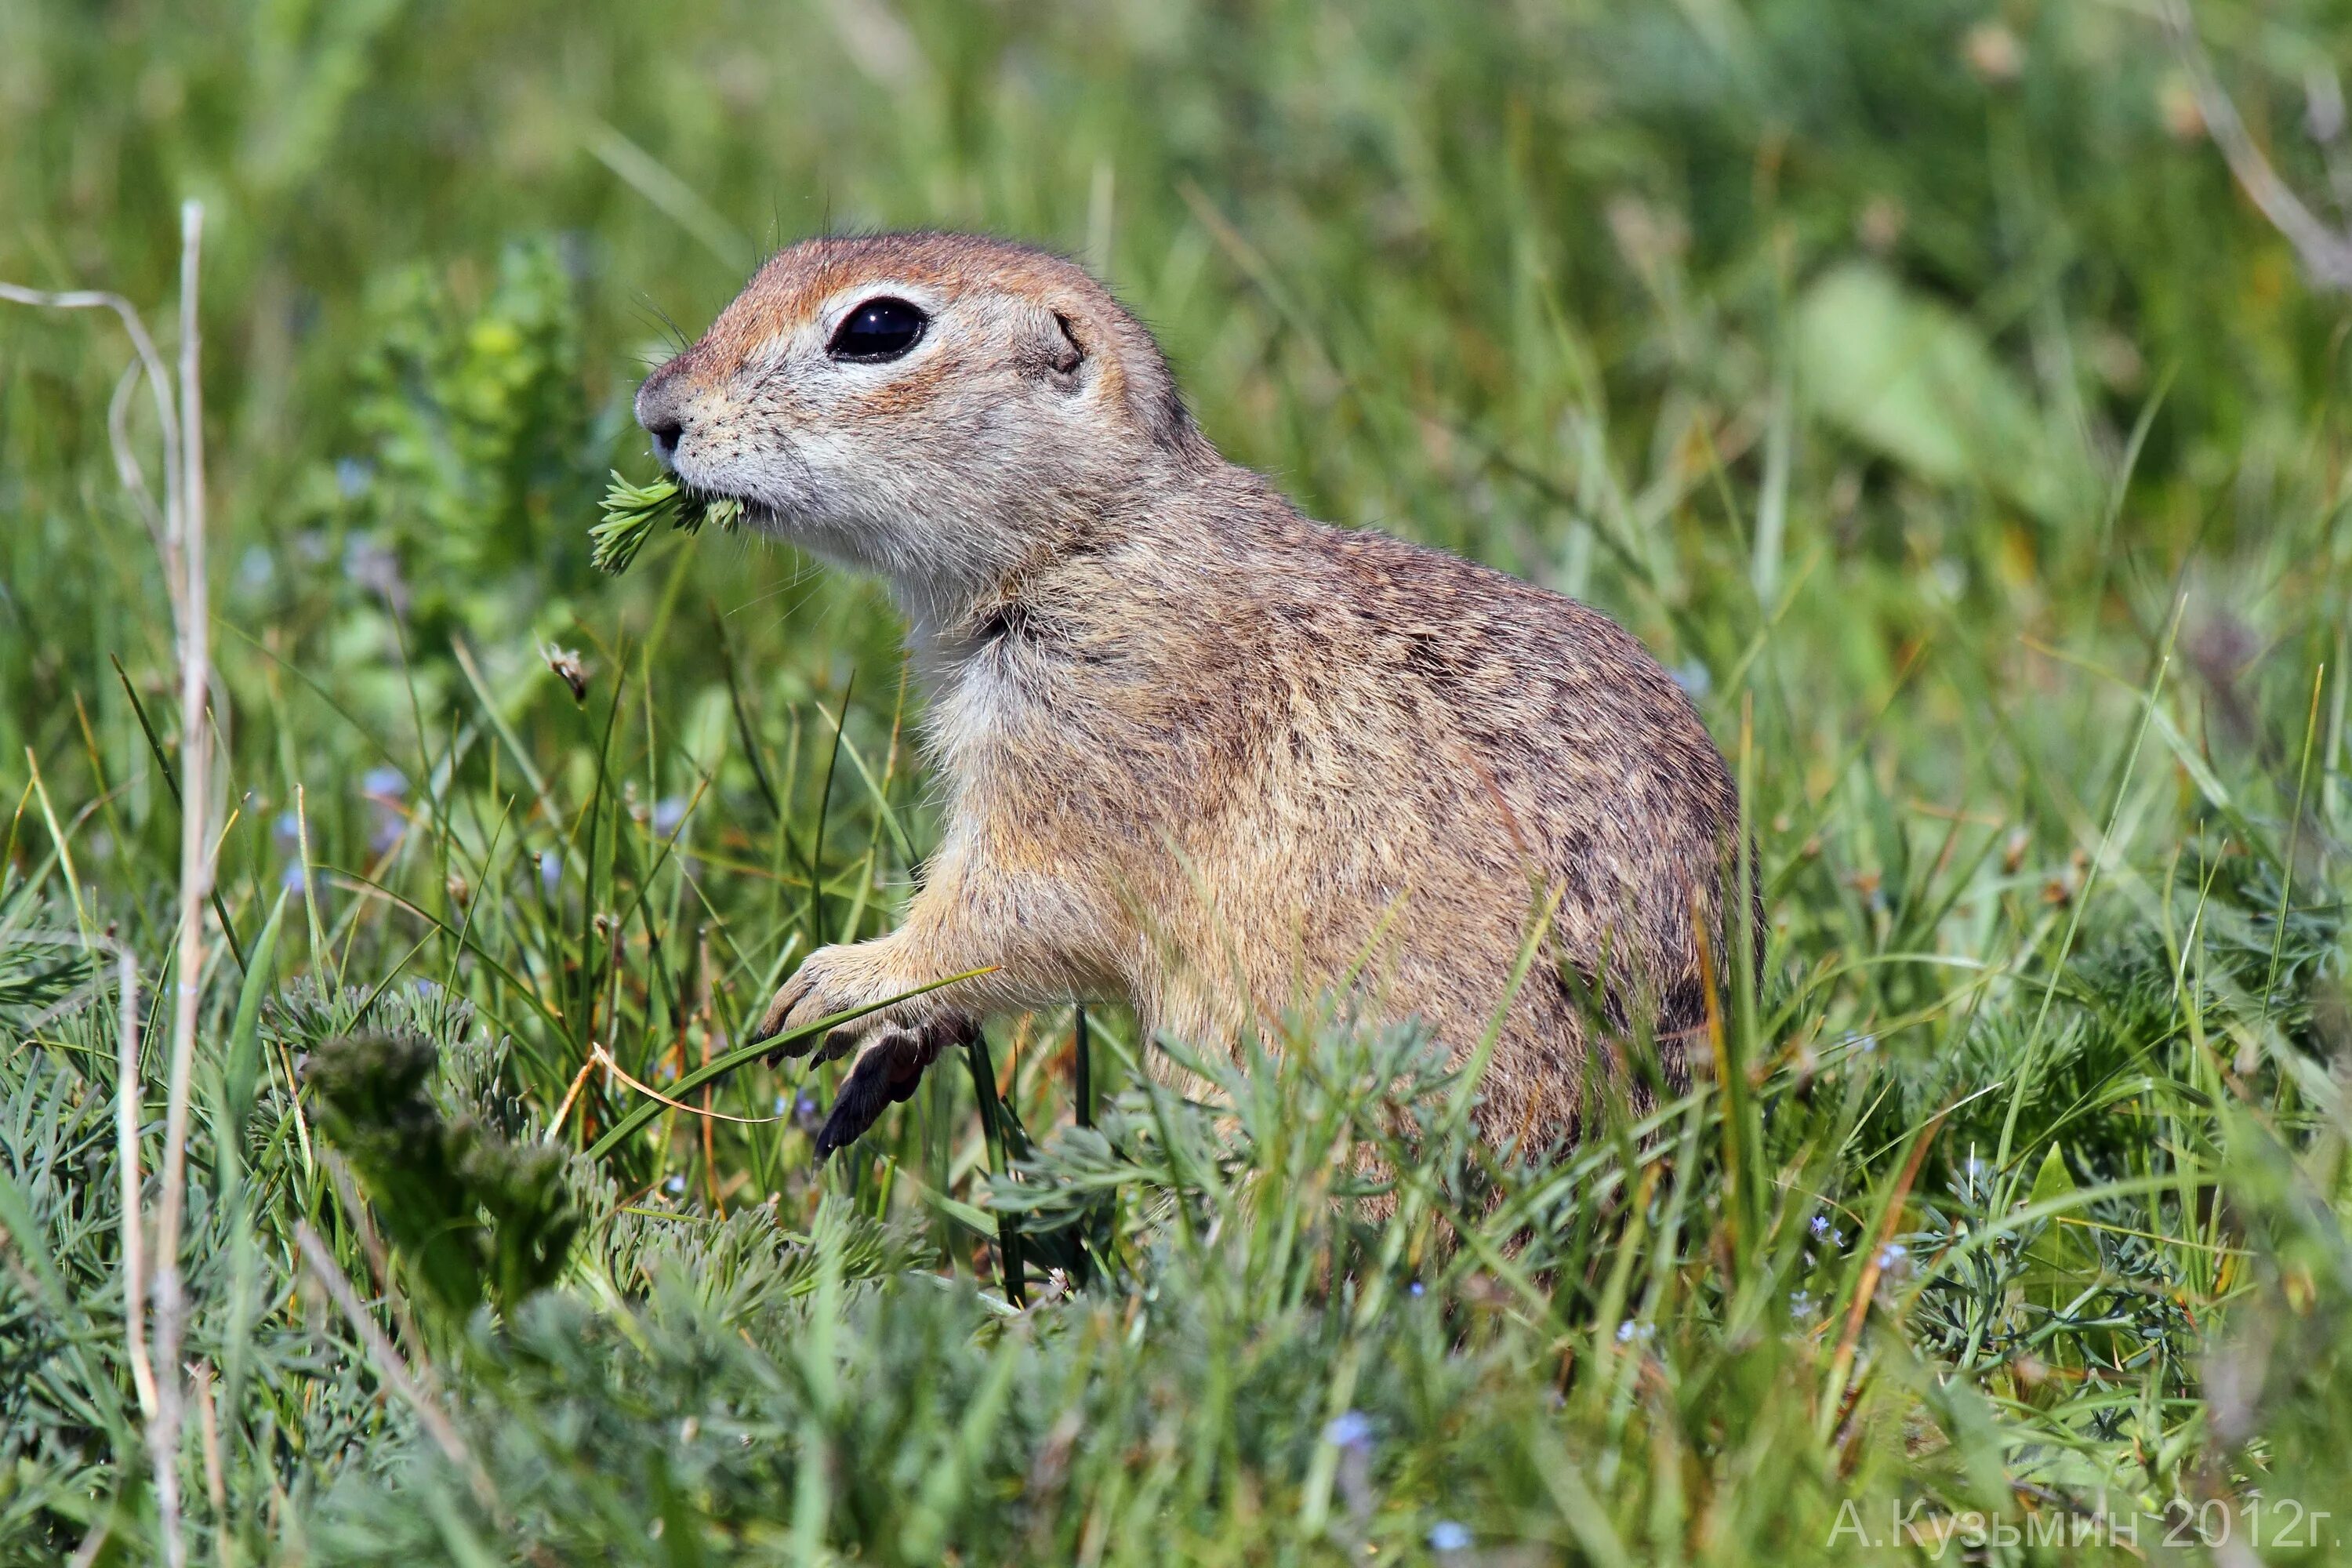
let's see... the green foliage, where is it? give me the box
[305,1029,579,1316]
[343,237,590,578]
[1796,263,2087,527]
[305,1017,1881,1566]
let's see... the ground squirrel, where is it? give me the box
[635,232,1749,1160]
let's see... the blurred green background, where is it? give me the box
[5,1,2352,1563]
[5,0,2344,760]
[2,0,2345,769]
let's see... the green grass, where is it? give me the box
[4,0,2352,1562]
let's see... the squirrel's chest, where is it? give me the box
[920,633,1087,786]
[918,601,1278,832]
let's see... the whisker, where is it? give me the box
[628,293,692,355]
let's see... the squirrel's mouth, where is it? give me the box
[667,472,781,534]
[678,479,744,507]
[707,491,786,532]
[668,447,813,535]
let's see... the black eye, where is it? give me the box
[828,297,927,361]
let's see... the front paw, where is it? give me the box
[757,942,906,1059]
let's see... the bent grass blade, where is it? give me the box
[583,967,998,1160]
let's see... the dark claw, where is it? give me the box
[884,1014,962,1102]
[927,1013,982,1055]
[756,970,820,1056]
[810,1014,979,1160]
[813,1029,916,1159]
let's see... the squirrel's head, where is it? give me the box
[636,233,1202,623]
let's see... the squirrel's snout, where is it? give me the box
[634,363,692,471]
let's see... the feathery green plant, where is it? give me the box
[590,470,743,575]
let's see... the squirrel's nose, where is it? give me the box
[644,415,684,466]
[634,364,692,470]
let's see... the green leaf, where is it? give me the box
[2020,1143,2100,1318]
[1796,263,2081,525]
[309,1029,582,1317]
[0,1163,70,1314]
[222,891,289,1160]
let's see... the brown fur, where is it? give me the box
[636,232,1748,1158]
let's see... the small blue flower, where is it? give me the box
[1407,1280,1425,1297]
[335,456,373,498]
[1428,1521,1472,1552]
[1671,659,1713,699]
[664,1174,686,1196]
[1323,1410,1373,1452]
[539,850,562,892]
[652,796,689,837]
[774,1094,789,1116]
[274,811,301,851]
[279,861,309,894]
[1788,1289,1815,1321]
[1876,1242,1909,1272]
[1810,1213,1830,1237]
[1615,1319,1653,1344]
[361,765,407,800]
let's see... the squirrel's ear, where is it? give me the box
[1048,311,1086,376]
[1014,301,1088,387]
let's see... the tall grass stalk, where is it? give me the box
[111,943,155,1421]
[149,200,212,1568]
[1,198,215,1568]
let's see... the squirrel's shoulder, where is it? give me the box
[1236,511,1668,676]
[1031,480,1687,714]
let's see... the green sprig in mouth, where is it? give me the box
[590,470,745,575]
